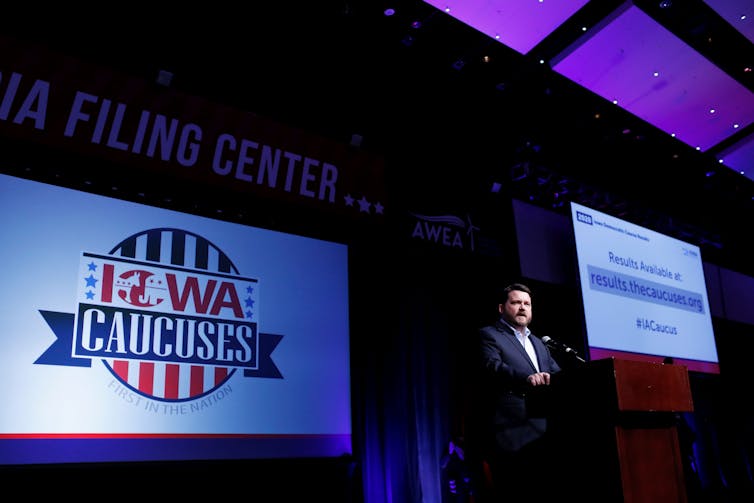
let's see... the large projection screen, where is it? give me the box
[570,201,719,374]
[0,173,352,465]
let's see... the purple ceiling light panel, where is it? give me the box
[550,2,754,153]
[704,0,754,44]
[425,0,754,181]
[704,0,754,181]
[719,135,754,180]
[423,0,590,55]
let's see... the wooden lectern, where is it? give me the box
[535,357,694,503]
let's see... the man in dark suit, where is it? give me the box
[470,282,562,502]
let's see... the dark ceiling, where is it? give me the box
[3,1,754,273]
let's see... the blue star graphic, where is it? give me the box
[85,274,98,288]
[87,261,97,271]
[358,196,371,213]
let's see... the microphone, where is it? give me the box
[540,336,586,363]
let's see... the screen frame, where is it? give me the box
[0,172,354,465]
[569,201,720,374]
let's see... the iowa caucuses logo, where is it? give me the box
[36,228,282,404]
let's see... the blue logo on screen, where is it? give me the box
[36,228,283,405]
[576,211,593,225]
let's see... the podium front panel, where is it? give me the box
[612,358,693,412]
[543,358,693,502]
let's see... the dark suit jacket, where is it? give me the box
[475,320,562,455]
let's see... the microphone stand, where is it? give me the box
[568,351,586,364]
